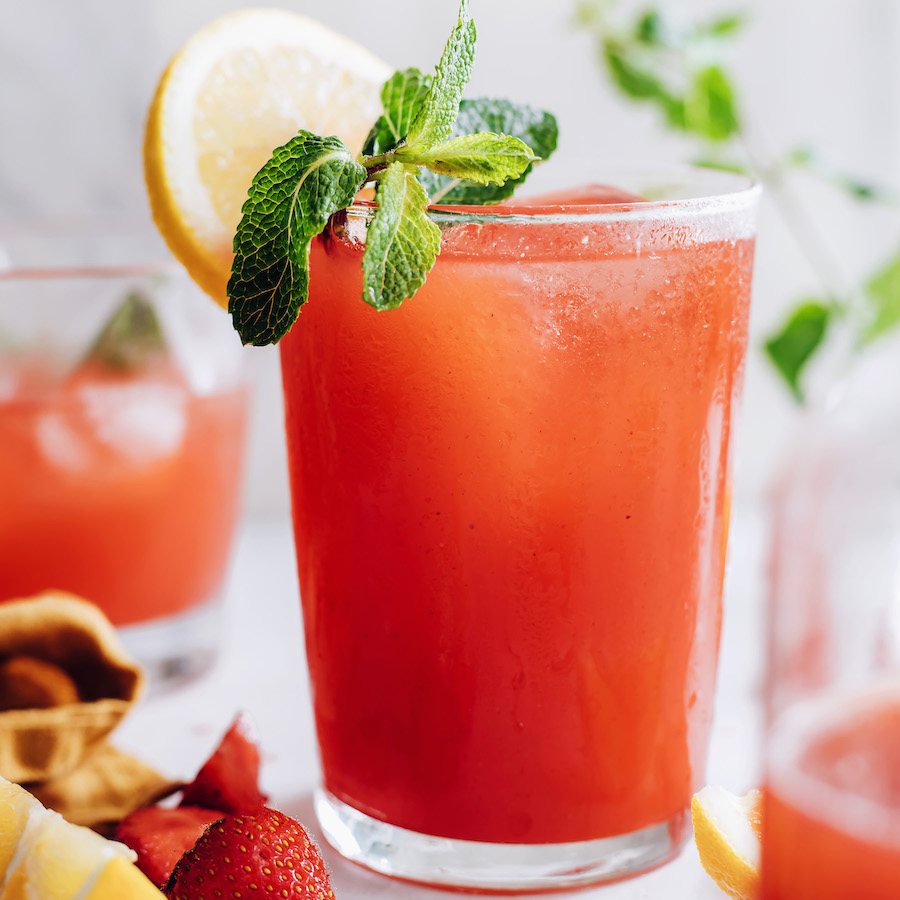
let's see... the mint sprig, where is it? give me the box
[228,0,556,347]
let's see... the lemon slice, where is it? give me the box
[0,779,34,879]
[692,785,763,900]
[144,8,392,308]
[0,774,164,899]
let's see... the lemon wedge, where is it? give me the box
[692,784,763,900]
[144,7,391,307]
[0,774,164,899]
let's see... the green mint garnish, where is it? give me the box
[362,162,441,310]
[228,134,366,346]
[228,0,556,347]
[402,131,537,189]
[84,290,167,373]
[362,69,433,157]
[419,98,558,204]
[401,0,476,153]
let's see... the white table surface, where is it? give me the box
[116,507,765,900]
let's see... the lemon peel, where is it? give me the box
[144,7,391,307]
[0,774,165,899]
[692,784,762,900]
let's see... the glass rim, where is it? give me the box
[346,166,760,226]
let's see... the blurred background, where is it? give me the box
[3,0,900,516]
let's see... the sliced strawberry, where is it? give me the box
[116,805,224,887]
[179,712,267,814]
[166,808,335,900]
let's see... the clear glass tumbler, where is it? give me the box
[0,231,248,688]
[280,170,759,890]
[764,335,900,899]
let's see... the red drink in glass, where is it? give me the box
[0,256,247,685]
[280,173,758,889]
[761,689,900,900]
[0,357,246,626]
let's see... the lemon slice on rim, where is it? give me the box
[0,775,165,899]
[144,8,392,307]
[692,785,763,900]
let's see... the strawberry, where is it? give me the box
[166,807,336,900]
[116,805,224,887]
[180,712,267,814]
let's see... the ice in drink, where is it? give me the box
[0,354,247,626]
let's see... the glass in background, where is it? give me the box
[764,336,900,899]
[0,231,248,689]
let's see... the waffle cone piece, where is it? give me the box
[0,592,144,783]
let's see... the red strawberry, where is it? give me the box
[166,807,335,900]
[116,805,224,886]
[180,712,267,814]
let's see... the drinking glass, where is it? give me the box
[0,230,248,688]
[280,170,759,890]
[763,336,900,899]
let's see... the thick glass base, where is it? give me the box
[119,599,222,693]
[315,789,689,892]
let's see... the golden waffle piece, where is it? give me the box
[0,592,144,784]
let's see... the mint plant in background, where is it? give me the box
[576,0,900,402]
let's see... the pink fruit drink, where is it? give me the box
[281,183,756,843]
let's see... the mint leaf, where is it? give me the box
[403,132,536,186]
[602,43,669,100]
[685,65,739,141]
[695,13,745,37]
[403,0,476,151]
[635,10,666,44]
[84,290,167,373]
[764,300,832,403]
[862,248,900,345]
[362,68,432,156]
[418,98,558,204]
[228,132,366,346]
[362,162,441,310]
